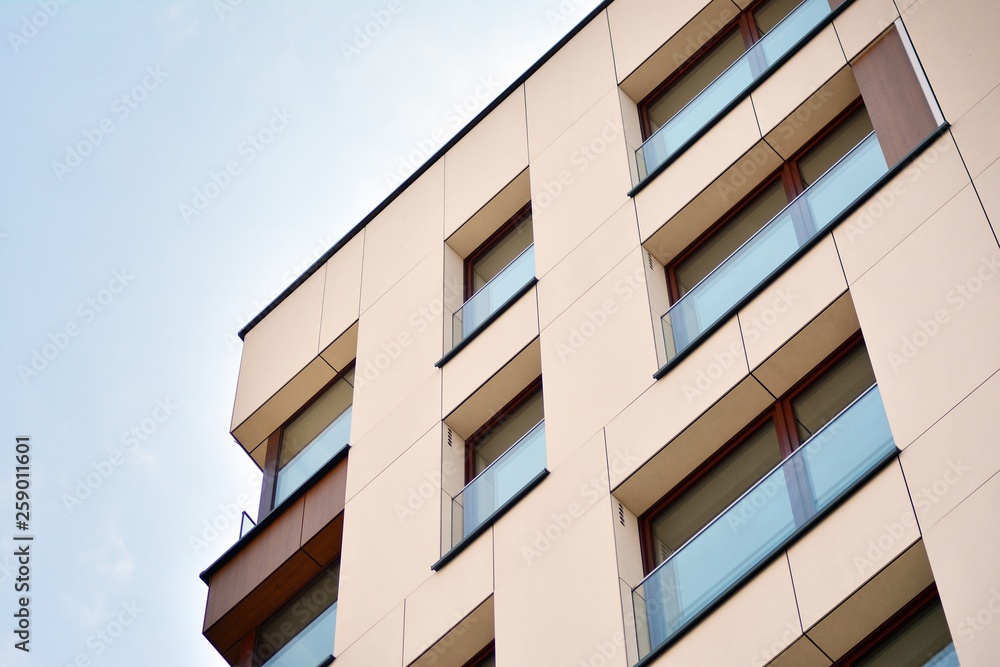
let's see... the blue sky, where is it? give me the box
[0,1,601,664]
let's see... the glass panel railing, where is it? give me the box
[453,244,535,347]
[636,0,831,180]
[275,406,352,506]
[239,511,256,539]
[258,601,337,667]
[633,384,895,660]
[661,132,887,363]
[449,420,546,550]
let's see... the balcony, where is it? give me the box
[659,131,887,370]
[452,244,536,348]
[435,420,547,569]
[275,406,351,506]
[257,602,337,667]
[631,384,896,664]
[635,0,840,184]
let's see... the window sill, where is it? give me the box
[431,468,548,572]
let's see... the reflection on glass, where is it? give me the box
[471,212,533,293]
[255,565,339,667]
[451,420,546,548]
[637,0,831,180]
[661,132,887,363]
[634,385,895,658]
[453,245,535,345]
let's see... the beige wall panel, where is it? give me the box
[346,373,441,502]
[922,472,1000,666]
[525,17,617,159]
[751,26,847,137]
[333,601,403,667]
[833,133,968,285]
[540,250,656,469]
[537,202,640,329]
[445,170,530,258]
[402,531,494,665]
[352,251,443,442]
[741,236,847,370]
[788,462,920,629]
[849,185,1000,449]
[233,268,326,429]
[833,0,899,61]
[649,557,801,667]
[767,636,833,667]
[410,598,495,667]
[953,84,1000,180]
[900,371,1000,531]
[633,97,761,239]
[805,541,934,659]
[530,90,633,279]
[974,154,1000,241]
[336,428,441,651]
[604,318,748,489]
[763,68,861,161]
[493,434,626,666]
[901,0,1000,121]
[319,231,365,351]
[608,0,726,85]
[444,88,529,236]
[441,288,539,416]
[233,356,337,454]
[359,162,444,312]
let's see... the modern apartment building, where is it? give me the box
[199,0,1000,665]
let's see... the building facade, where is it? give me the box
[200,0,1000,665]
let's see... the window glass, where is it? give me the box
[471,212,533,293]
[255,564,339,666]
[649,421,782,566]
[472,390,544,475]
[753,0,803,35]
[646,29,747,134]
[791,346,876,442]
[675,181,787,295]
[857,600,958,667]
[280,369,354,468]
[798,106,874,186]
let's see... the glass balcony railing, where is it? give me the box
[258,602,337,667]
[274,406,352,506]
[661,131,887,365]
[448,420,546,550]
[632,384,896,661]
[453,244,535,347]
[636,0,832,180]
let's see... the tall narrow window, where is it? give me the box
[253,563,339,667]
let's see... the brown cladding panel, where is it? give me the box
[302,513,345,567]
[300,458,349,544]
[853,27,937,166]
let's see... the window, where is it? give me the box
[466,378,544,481]
[642,337,876,571]
[837,589,958,667]
[462,642,496,667]
[264,365,354,511]
[452,205,535,345]
[253,563,339,667]
[641,0,800,138]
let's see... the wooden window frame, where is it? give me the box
[639,332,866,573]
[638,0,790,140]
[461,641,496,667]
[258,361,356,515]
[665,97,866,302]
[464,376,543,484]
[463,203,532,301]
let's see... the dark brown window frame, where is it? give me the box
[464,376,543,484]
[639,332,866,573]
[463,203,533,300]
[665,97,867,302]
[461,641,496,667]
[638,0,790,140]
[259,361,356,516]
[833,584,948,666]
